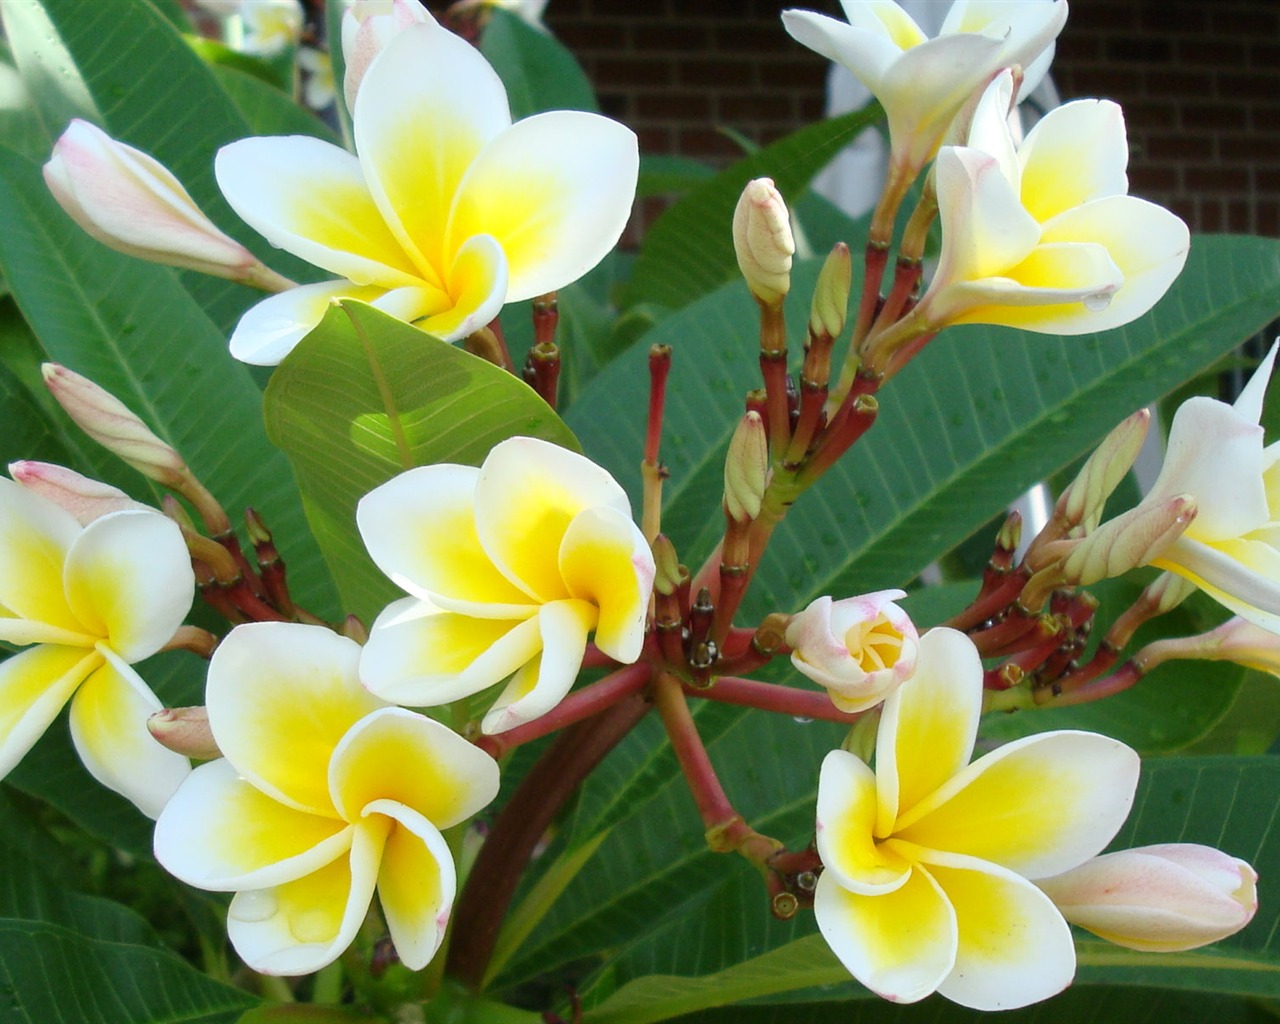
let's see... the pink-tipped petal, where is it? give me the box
[366,799,456,970]
[0,477,82,631]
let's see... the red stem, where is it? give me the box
[688,676,864,726]
[446,693,651,990]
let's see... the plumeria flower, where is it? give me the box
[1038,844,1257,952]
[914,70,1189,336]
[297,47,336,111]
[154,622,500,975]
[238,0,304,57]
[0,474,194,817]
[785,590,917,712]
[782,1,1067,183]
[357,437,654,735]
[216,17,638,364]
[1134,342,1280,631]
[815,626,1139,1008]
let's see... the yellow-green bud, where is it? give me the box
[724,411,769,523]
[733,177,793,307]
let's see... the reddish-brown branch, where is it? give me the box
[688,676,864,726]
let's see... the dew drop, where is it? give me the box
[230,888,278,923]
[1082,291,1113,312]
[793,715,813,725]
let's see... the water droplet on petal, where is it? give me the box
[793,715,813,725]
[230,888,278,923]
[1082,291,1113,312]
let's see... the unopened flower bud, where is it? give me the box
[651,533,686,597]
[342,0,434,110]
[1063,494,1197,586]
[724,411,769,523]
[1038,844,1257,952]
[809,242,851,341]
[43,363,186,485]
[44,120,266,283]
[733,177,793,308]
[147,706,221,761]
[1058,409,1152,534]
[8,460,150,525]
[1143,570,1197,616]
[1141,615,1280,678]
[785,591,918,712]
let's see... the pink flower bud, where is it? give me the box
[785,591,918,712]
[1038,844,1257,952]
[8,461,150,525]
[733,178,794,308]
[44,120,258,280]
[42,363,187,486]
[1058,409,1152,534]
[341,0,435,111]
[147,706,221,761]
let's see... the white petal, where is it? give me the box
[63,510,194,664]
[154,758,353,890]
[558,506,654,663]
[0,477,81,631]
[447,111,638,301]
[1234,342,1278,426]
[360,598,542,707]
[229,280,390,366]
[1019,99,1129,221]
[480,599,594,734]
[215,136,424,288]
[781,10,904,94]
[816,748,912,895]
[329,707,500,828]
[474,437,630,603]
[417,233,509,343]
[207,623,385,817]
[354,23,510,282]
[228,818,386,976]
[0,645,97,780]
[69,650,190,818]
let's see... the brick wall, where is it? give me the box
[538,0,1280,239]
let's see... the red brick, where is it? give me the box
[714,23,786,52]
[1181,103,1250,131]
[1216,72,1277,100]
[1145,69,1215,96]
[679,58,758,88]
[1173,39,1249,67]
[1257,201,1279,238]
[635,93,713,121]
[632,23,713,51]
[1130,165,1180,193]
[1219,136,1279,162]
[599,56,675,88]
[1185,166,1251,192]
[717,94,795,122]
[1140,2,1208,33]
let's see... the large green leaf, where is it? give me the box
[621,106,880,311]
[263,301,580,624]
[0,919,258,1024]
[0,145,338,618]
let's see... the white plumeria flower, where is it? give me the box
[238,0,304,57]
[0,476,194,817]
[154,622,500,975]
[44,119,260,282]
[357,437,655,735]
[916,71,1189,335]
[216,19,638,365]
[782,0,1067,182]
[785,590,917,712]
[815,627,1139,1009]
[1136,342,1280,631]
[1038,844,1257,953]
[297,47,336,111]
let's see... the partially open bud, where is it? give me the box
[809,242,852,342]
[43,120,270,284]
[147,706,221,761]
[43,364,186,486]
[1059,409,1152,535]
[342,0,434,111]
[724,411,769,523]
[1141,615,1280,677]
[8,460,150,525]
[733,178,794,308]
[785,591,918,712]
[1038,844,1257,952]
[1062,494,1197,587]
[651,533,686,597]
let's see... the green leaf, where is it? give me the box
[209,62,340,143]
[0,145,338,619]
[263,301,580,624]
[0,919,259,1024]
[621,106,881,311]
[480,8,598,119]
